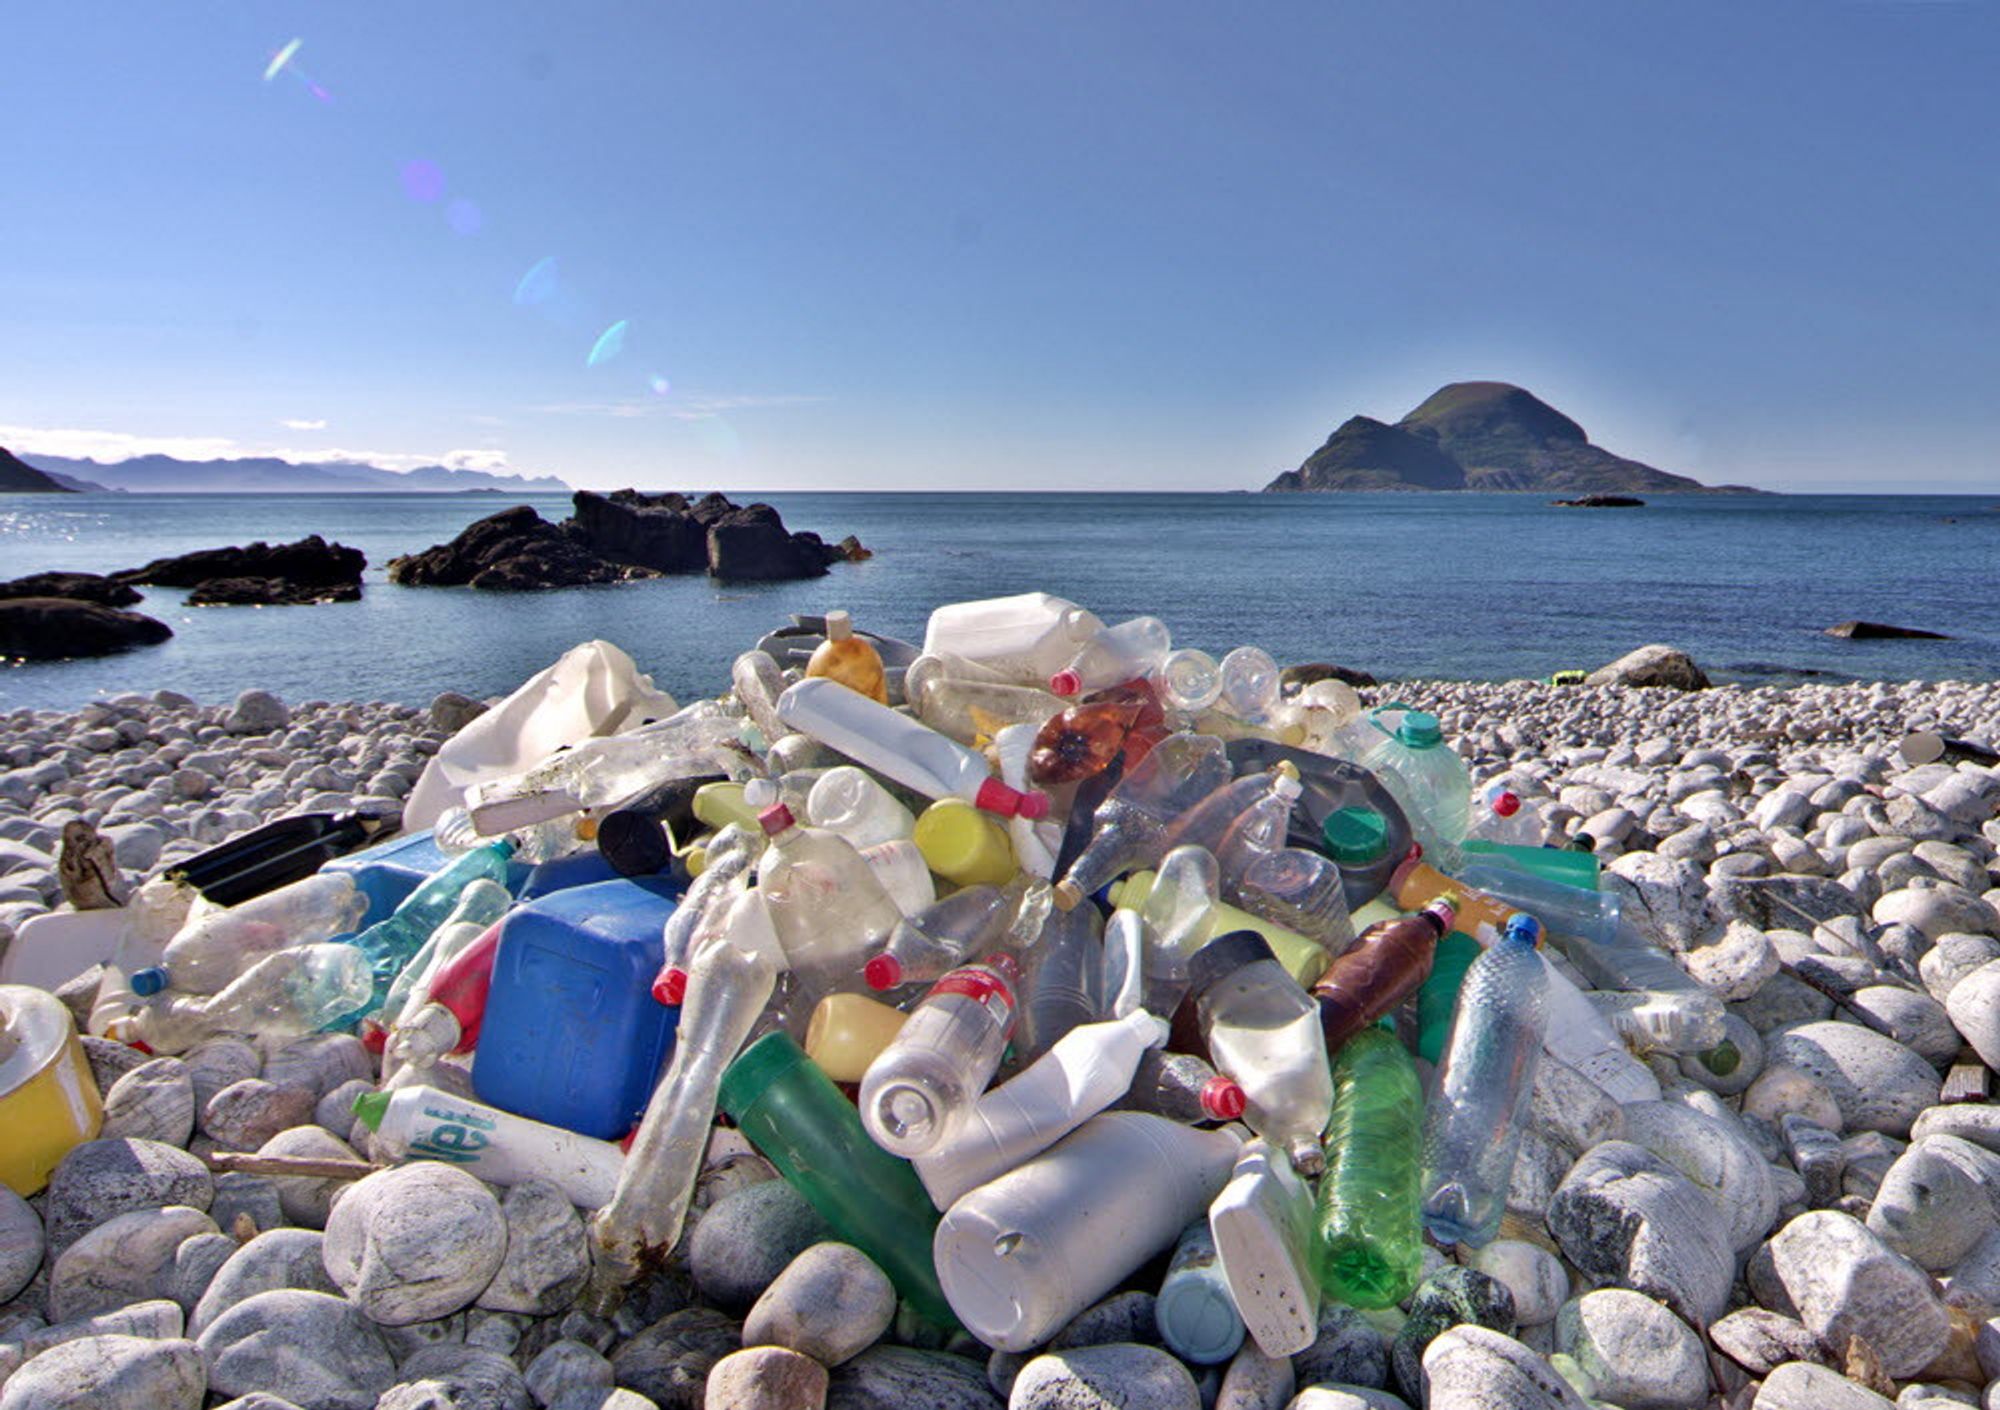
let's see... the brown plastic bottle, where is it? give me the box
[1028,682,1167,785]
[806,610,889,704]
[1311,897,1458,1052]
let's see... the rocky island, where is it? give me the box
[1265,382,1763,496]
[0,446,75,494]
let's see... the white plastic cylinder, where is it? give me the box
[362,1084,626,1209]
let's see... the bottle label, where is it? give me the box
[932,966,1017,1030]
[408,1101,496,1164]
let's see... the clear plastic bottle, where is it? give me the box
[1544,920,1727,1054]
[385,918,505,1070]
[859,954,1019,1158]
[1162,769,1302,886]
[1108,862,1330,993]
[369,878,514,1044]
[1157,648,1223,715]
[436,803,583,866]
[1115,1047,1246,1125]
[1189,932,1333,1176]
[910,674,1068,747]
[467,705,745,835]
[859,838,936,916]
[1052,733,1233,908]
[1234,848,1356,956]
[1538,959,1662,1104]
[135,871,368,997]
[1466,782,1547,847]
[806,609,889,703]
[1312,1026,1425,1309]
[111,942,374,1054]
[586,928,777,1308]
[1359,708,1471,872]
[865,883,1022,991]
[338,841,516,1024]
[754,797,902,993]
[1049,616,1173,697]
[1210,1139,1322,1357]
[731,649,790,746]
[1420,914,1549,1248]
[1313,898,1457,1052]
[777,677,1049,818]
[652,823,760,1005]
[806,766,918,848]
[1014,902,1105,1064]
[921,593,1106,685]
[1217,646,1282,724]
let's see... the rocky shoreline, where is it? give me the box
[2,673,1999,1410]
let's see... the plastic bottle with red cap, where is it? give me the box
[1466,781,1547,847]
[1052,732,1233,910]
[750,782,902,995]
[1186,931,1334,1177]
[864,883,1023,993]
[859,953,1021,1158]
[384,916,505,1068]
[1047,615,1173,698]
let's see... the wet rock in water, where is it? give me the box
[0,1185,45,1304]
[191,1228,341,1335]
[0,597,172,661]
[0,570,142,606]
[187,576,362,607]
[1390,1266,1518,1403]
[1765,1209,1949,1378]
[197,1289,399,1410]
[1544,1141,1734,1326]
[823,1346,999,1409]
[607,1306,742,1410]
[702,1345,829,1410]
[705,504,837,582]
[687,1180,833,1315]
[1824,621,1949,640]
[1009,1343,1200,1410]
[0,1332,205,1410]
[741,1241,897,1368]
[388,507,651,592]
[117,535,365,592]
[568,490,708,574]
[48,1205,219,1322]
[1552,1288,1708,1410]
[322,1164,507,1325]
[1419,1325,1591,1410]
[98,1057,197,1147]
[475,1180,589,1316]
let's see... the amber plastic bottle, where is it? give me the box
[806,610,889,703]
[1311,898,1457,1051]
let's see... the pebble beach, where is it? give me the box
[3,670,2000,1410]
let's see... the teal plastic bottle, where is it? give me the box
[335,840,515,1024]
[1311,1026,1424,1309]
[718,1032,955,1328]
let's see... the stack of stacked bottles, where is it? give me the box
[71,590,1733,1353]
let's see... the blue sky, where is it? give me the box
[2,3,1995,493]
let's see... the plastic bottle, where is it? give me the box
[1189,933,1333,1176]
[436,803,584,867]
[1107,866,1329,992]
[994,723,1062,881]
[1234,848,1356,956]
[718,1032,954,1327]
[912,1008,1164,1208]
[336,840,516,1023]
[1162,768,1303,885]
[1049,616,1172,697]
[1217,646,1281,724]
[1312,898,1457,1052]
[1416,932,1482,1064]
[1115,1048,1246,1125]
[1101,906,1147,1020]
[1359,707,1471,871]
[777,678,1049,819]
[1155,1222,1245,1365]
[1052,732,1233,908]
[1312,1026,1424,1308]
[731,649,790,747]
[1387,858,1520,945]
[1013,902,1104,1064]
[806,766,918,848]
[467,706,745,835]
[1420,914,1549,1248]
[1544,927,1727,1054]
[909,674,1068,747]
[368,879,514,1049]
[859,955,1019,1157]
[806,609,889,703]
[1210,1139,1322,1357]
[134,871,369,998]
[1157,648,1224,715]
[111,942,374,1054]
[1120,844,1221,1017]
[860,838,936,916]
[168,808,395,908]
[1461,838,1601,890]
[1467,782,1547,847]
[596,771,728,878]
[911,799,1019,886]
[354,1084,625,1209]
[1537,955,1662,1104]
[652,824,759,1006]
[921,593,1106,685]
[804,992,908,1082]
[754,797,902,992]
[587,929,776,1305]
[932,1112,1243,1351]
[386,919,503,1070]
[1028,685,1166,785]
[1452,857,1619,946]
[866,884,1021,992]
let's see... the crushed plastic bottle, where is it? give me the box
[134,871,368,998]
[753,791,902,994]
[1049,615,1172,697]
[1053,732,1233,908]
[111,942,374,1054]
[467,705,746,836]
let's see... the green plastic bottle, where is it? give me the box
[718,1032,955,1329]
[1416,932,1482,1064]
[1461,840,1599,890]
[1312,1026,1424,1309]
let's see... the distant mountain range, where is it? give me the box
[0,446,75,492]
[1265,382,1764,494]
[16,451,570,495]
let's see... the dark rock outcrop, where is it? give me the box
[1825,621,1950,641]
[0,597,173,660]
[1281,661,1380,689]
[388,506,652,590]
[0,446,75,493]
[571,490,709,573]
[1553,494,1645,507]
[0,572,142,607]
[118,535,366,590]
[707,504,830,581]
[1265,416,1466,493]
[187,577,363,607]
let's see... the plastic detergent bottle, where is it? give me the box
[1049,616,1173,697]
[777,678,1049,819]
[135,872,368,997]
[355,1084,625,1210]
[806,609,889,703]
[1312,1026,1424,1309]
[1155,1222,1245,1366]
[804,992,908,1083]
[1359,707,1471,870]
[932,1112,1243,1351]
[860,955,1019,1158]
[912,799,1019,886]
[1421,914,1550,1248]
[1187,932,1333,1177]
[112,943,374,1054]
[806,766,918,848]
[1053,733,1233,908]
[866,884,1021,992]
[753,793,902,993]
[1210,1139,1323,1357]
[1312,898,1458,1052]
[921,592,1105,684]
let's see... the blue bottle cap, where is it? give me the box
[1503,913,1543,948]
[129,966,170,997]
[1397,712,1444,749]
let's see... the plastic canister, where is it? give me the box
[911,799,1018,887]
[932,1111,1243,1351]
[472,878,682,1140]
[0,984,104,1195]
[1156,1222,1245,1365]
[804,992,909,1083]
[718,1032,953,1327]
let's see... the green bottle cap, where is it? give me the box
[1397,712,1443,749]
[718,1030,813,1121]
[1322,806,1388,866]
[352,1090,389,1130]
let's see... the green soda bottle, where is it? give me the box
[718,1032,955,1329]
[1416,932,1482,1064]
[1313,1025,1424,1309]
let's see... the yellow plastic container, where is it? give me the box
[0,984,105,1195]
[1107,872,1328,988]
[692,782,759,833]
[805,992,909,1083]
[911,798,1018,887]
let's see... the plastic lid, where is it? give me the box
[129,966,169,997]
[1424,894,1460,931]
[757,802,796,836]
[351,1089,389,1131]
[1157,1272,1245,1364]
[824,609,853,640]
[973,776,1049,819]
[1200,1075,1247,1121]
[1489,788,1521,818]
[864,953,902,990]
[359,1021,388,1055]
[1049,669,1083,697]
[1185,930,1277,1004]
[1398,711,1443,749]
[1321,806,1388,865]
[1271,771,1303,803]
[597,811,673,878]
[1503,913,1543,948]
[717,1030,812,1120]
[652,967,688,1006]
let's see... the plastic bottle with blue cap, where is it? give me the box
[1155,1222,1245,1365]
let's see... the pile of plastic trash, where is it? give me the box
[11,592,1738,1371]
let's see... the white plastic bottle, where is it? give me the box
[922,593,1106,685]
[1188,932,1333,1176]
[860,955,1020,1158]
[912,1009,1166,1208]
[354,1084,625,1209]
[934,1112,1243,1350]
[1539,957,1661,1105]
[806,766,918,848]
[1209,1139,1322,1357]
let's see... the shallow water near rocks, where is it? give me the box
[2,490,1996,709]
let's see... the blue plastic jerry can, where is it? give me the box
[323,829,533,930]
[471,876,684,1140]
[518,849,626,902]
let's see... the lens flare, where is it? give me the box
[263,38,302,82]
[648,374,672,396]
[513,257,560,306]
[447,199,483,236]
[399,160,446,203]
[586,320,630,367]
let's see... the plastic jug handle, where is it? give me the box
[1366,701,1418,738]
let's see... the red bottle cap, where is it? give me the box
[864,953,902,990]
[1201,1075,1247,1121]
[1049,669,1083,697]
[757,802,795,836]
[972,777,1051,819]
[359,1021,387,1056]
[1491,789,1521,818]
[653,967,689,1006]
